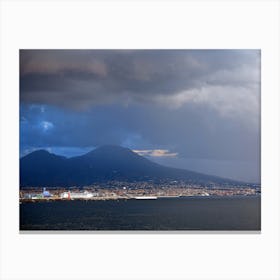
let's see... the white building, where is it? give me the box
[60,191,94,199]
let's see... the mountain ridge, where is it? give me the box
[20,145,240,187]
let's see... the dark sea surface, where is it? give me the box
[20,196,261,231]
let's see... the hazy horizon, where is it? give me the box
[20,49,260,183]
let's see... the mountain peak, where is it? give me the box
[21,149,67,161]
[96,145,132,152]
[85,145,134,156]
[22,149,50,158]
[34,149,51,154]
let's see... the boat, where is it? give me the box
[158,195,180,198]
[134,196,157,200]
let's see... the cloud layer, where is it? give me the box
[20,50,260,114]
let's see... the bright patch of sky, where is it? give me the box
[40,121,54,132]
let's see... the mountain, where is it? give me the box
[20,145,237,187]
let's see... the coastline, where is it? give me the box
[19,194,260,203]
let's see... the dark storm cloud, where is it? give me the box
[20,50,260,110]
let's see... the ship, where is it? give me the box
[158,195,180,198]
[134,196,158,200]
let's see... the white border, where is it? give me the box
[1,1,279,280]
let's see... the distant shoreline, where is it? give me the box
[20,194,260,204]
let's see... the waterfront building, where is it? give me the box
[60,191,94,199]
[42,187,52,197]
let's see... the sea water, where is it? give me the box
[20,196,261,231]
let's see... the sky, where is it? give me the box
[20,50,260,183]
